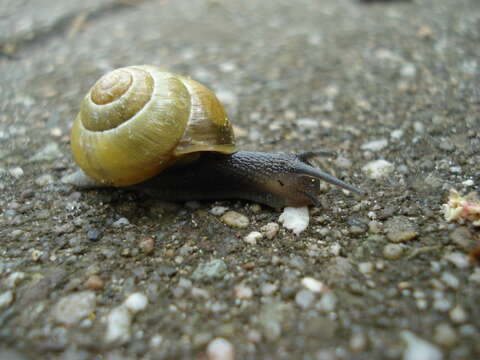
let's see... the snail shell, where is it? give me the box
[70,65,236,186]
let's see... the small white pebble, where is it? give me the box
[295,289,315,309]
[316,291,337,313]
[401,331,443,360]
[301,277,326,293]
[0,291,14,309]
[400,63,417,78]
[433,297,452,312]
[260,222,280,240]
[416,298,428,310]
[149,334,163,348]
[221,211,249,228]
[469,268,480,283]
[9,167,24,178]
[350,332,368,352]
[413,122,424,133]
[261,283,278,296]
[383,244,404,260]
[249,203,262,213]
[443,252,470,269]
[243,231,263,245]
[362,160,394,179]
[207,337,235,360]
[112,217,130,228]
[391,129,404,140]
[279,207,309,235]
[191,287,210,299]
[234,284,253,299]
[434,323,457,348]
[123,292,148,313]
[31,249,43,262]
[210,206,229,216]
[334,156,352,169]
[462,179,474,186]
[105,306,132,344]
[5,272,26,288]
[358,262,374,275]
[52,291,96,326]
[361,139,388,152]
[329,242,342,256]
[297,117,319,130]
[35,174,54,186]
[440,272,459,290]
[449,305,467,324]
[219,61,236,73]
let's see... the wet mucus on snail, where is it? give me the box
[63,65,366,209]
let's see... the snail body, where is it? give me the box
[65,65,364,208]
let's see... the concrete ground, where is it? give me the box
[0,0,479,359]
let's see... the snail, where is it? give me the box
[63,65,365,209]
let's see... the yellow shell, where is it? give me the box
[70,65,236,186]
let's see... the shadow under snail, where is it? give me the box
[63,65,366,209]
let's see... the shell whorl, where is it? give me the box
[70,65,235,186]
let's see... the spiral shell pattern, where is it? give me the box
[70,65,235,186]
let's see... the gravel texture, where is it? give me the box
[0,0,479,359]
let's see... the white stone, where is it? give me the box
[61,169,106,188]
[362,159,395,179]
[449,305,467,324]
[279,206,310,235]
[329,242,342,256]
[440,272,459,290]
[35,174,54,186]
[358,262,374,274]
[350,332,368,352]
[444,252,470,269]
[234,283,253,299]
[413,122,424,133]
[207,337,235,360]
[210,206,229,216]
[221,211,250,228]
[5,272,25,288]
[261,283,278,296]
[400,63,417,78]
[149,334,163,348]
[52,291,96,325]
[123,292,148,313]
[260,222,280,240]
[105,306,132,344]
[0,291,14,309]
[9,167,24,178]
[361,139,388,151]
[112,217,130,227]
[401,331,443,360]
[391,129,404,140]
[317,291,337,312]
[243,231,263,245]
[297,117,319,130]
[434,324,457,348]
[469,268,480,283]
[295,289,315,309]
[301,277,326,293]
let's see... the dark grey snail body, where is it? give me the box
[66,151,365,209]
[67,65,365,208]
